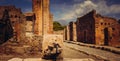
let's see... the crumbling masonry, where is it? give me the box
[32,0,53,35]
[64,10,120,47]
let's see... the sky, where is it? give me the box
[0,0,120,25]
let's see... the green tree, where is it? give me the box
[53,21,65,31]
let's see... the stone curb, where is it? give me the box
[64,41,120,55]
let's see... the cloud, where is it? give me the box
[73,0,97,17]
[23,8,32,13]
[96,0,120,14]
[52,0,120,25]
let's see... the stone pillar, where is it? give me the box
[32,0,51,35]
[43,0,50,35]
[66,25,70,41]
[69,22,77,41]
[73,22,77,41]
[63,28,67,40]
[32,0,43,36]
[49,13,53,34]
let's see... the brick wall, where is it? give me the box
[0,5,25,42]
[66,10,120,47]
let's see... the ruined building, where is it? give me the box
[76,11,96,44]
[0,6,26,42]
[69,22,77,41]
[0,0,60,57]
[76,10,120,47]
[64,10,120,47]
[0,10,13,44]
[24,12,35,36]
[64,22,77,42]
[64,26,70,41]
[0,0,53,44]
[32,0,53,35]
[24,0,53,36]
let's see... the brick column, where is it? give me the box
[43,0,50,34]
[66,25,70,41]
[32,0,43,36]
[73,22,77,41]
[49,14,53,34]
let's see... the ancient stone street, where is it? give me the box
[5,41,120,61]
[64,42,120,61]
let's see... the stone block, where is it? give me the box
[42,34,63,59]
[24,58,42,61]
[13,47,25,54]
[8,58,23,61]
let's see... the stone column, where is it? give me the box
[32,0,43,36]
[73,22,77,41]
[49,13,53,34]
[63,28,67,40]
[66,25,70,41]
[43,0,50,35]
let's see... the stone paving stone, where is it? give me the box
[8,58,23,61]
[24,58,42,61]
[64,58,95,61]
[65,42,120,61]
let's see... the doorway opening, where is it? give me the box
[104,28,109,45]
[84,31,87,43]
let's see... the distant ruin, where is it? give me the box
[64,10,120,47]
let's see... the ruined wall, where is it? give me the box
[94,13,120,46]
[19,15,26,42]
[69,22,77,41]
[76,10,95,44]
[64,10,120,46]
[24,12,35,37]
[77,10,120,46]
[0,22,5,43]
[107,24,120,47]
[0,10,13,44]
[26,21,33,31]
[0,5,25,42]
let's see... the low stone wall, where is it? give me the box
[0,35,43,57]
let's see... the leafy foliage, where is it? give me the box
[53,21,65,31]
